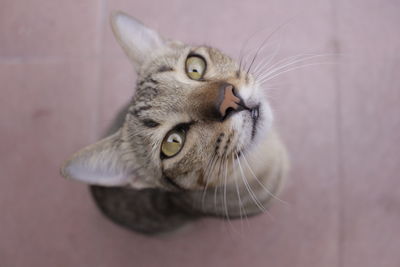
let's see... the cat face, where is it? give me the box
[61,12,273,191]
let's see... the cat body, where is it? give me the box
[61,11,288,234]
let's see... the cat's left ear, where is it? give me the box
[60,131,146,188]
[110,11,165,68]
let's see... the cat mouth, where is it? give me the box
[233,104,260,160]
[250,105,260,140]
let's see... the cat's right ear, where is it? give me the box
[110,11,165,68]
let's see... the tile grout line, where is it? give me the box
[0,55,128,64]
[0,56,101,64]
[331,1,345,267]
[94,0,107,140]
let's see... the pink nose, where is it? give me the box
[218,84,245,119]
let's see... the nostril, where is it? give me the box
[223,107,235,120]
[231,86,247,110]
[231,87,239,98]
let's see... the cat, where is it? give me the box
[60,11,289,234]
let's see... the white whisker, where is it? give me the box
[223,156,230,220]
[246,18,295,74]
[258,61,336,84]
[213,183,219,215]
[241,152,287,205]
[252,40,282,77]
[201,153,217,211]
[231,156,247,229]
[255,53,331,82]
[236,152,267,213]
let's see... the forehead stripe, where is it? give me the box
[129,105,152,117]
[141,119,160,128]
[157,66,174,73]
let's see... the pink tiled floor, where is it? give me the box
[1,1,399,266]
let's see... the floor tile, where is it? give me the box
[0,0,101,58]
[335,1,400,266]
[102,0,335,59]
[98,58,136,134]
[0,60,99,267]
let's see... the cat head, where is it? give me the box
[61,11,273,190]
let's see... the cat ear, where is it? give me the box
[110,11,165,67]
[61,131,133,187]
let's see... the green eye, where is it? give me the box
[186,56,206,80]
[161,129,186,158]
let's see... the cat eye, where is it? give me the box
[161,128,186,158]
[185,55,206,80]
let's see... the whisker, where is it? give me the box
[258,61,336,85]
[201,153,217,211]
[235,152,267,213]
[246,18,295,75]
[252,39,282,77]
[213,179,219,216]
[213,156,225,215]
[241,152,287,205]
[221,155,240,234]
[217,154,228,219]
[238,25,278,72]
[208,155,221,215]
[256,54,336,81]
[223,155,230,221]
[231,155,247,229]
[255,53,329,81]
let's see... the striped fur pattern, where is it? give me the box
[61,12,289,234]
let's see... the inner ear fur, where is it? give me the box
[110,11,165,68]
[60,131,132,186]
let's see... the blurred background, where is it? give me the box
[1,0,399,266]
